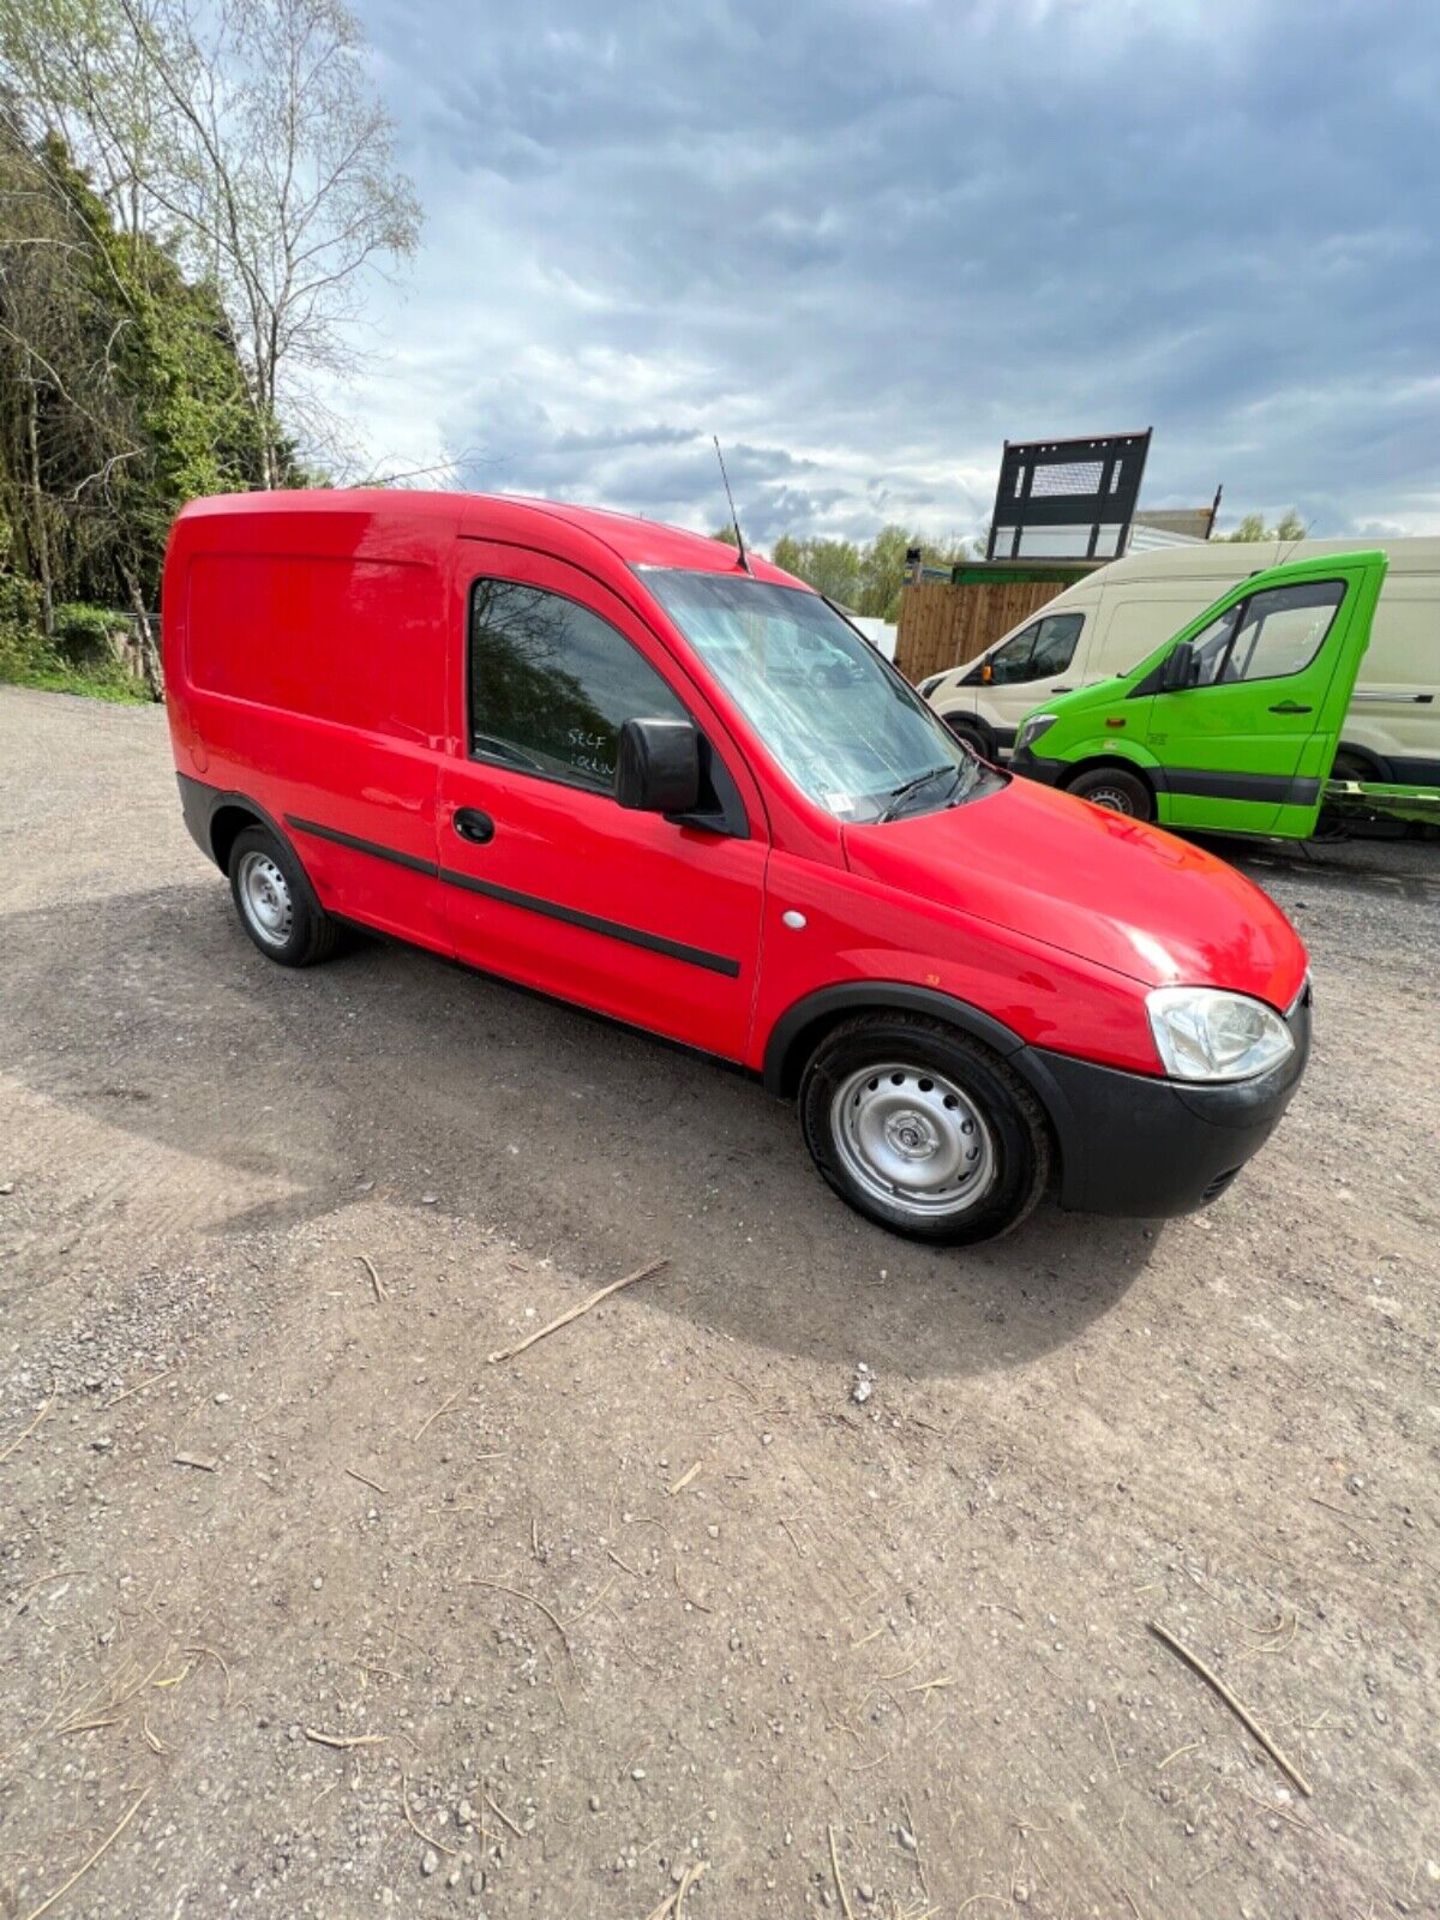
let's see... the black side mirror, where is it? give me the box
[616,717,701,815]
[1159,643,1200,692]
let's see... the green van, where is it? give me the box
[1009,550,1390,839]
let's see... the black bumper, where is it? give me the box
[1010,746,1064,786]
[1016,984,1311,1217]
[177,771,218,863]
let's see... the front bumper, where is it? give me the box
[1015,982,1311,1216]
[1010,746,1064,786]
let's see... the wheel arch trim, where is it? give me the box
[1058,741,1161,782]
[762,982,1027,1097]
[763,981,1081,1189]
[177,773,304,874]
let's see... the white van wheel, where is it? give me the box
[944,718,993,761]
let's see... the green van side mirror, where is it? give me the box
[1159,643,1200,693]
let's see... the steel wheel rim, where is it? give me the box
[831,1062,996,1220]
[1084,783,1137,815]
[237,850,294,948]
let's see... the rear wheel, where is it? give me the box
[1329,748,1379,786]
[799,1013,1051,1244]
[1067,765,1153,821]
[228,825,340,967]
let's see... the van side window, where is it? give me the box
[469,579,686,792]
[984,612,1084,685]
[1187,580,1345,688]
[1189,606,1242,686]
[1231,580,1345,682]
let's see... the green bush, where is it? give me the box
[0,576,46,678]
[53,601,123,666]
[0,578,151,703]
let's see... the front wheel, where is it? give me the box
[942,716,994,761]
[799,1014,1051,1244]
[1066,765,1154,820]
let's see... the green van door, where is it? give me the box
[1128,553,1387,836]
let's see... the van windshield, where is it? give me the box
[644,569,991,823]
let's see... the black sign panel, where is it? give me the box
[986,430,1152,560]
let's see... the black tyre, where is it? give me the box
[942,716,994,761]
[1329,748,1378,785]
[1066,764,1153,820]
[227,825,340,967]
[799,1013,1051,1244]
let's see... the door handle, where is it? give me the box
[452,807,495,845]
[1050,684,1073,693]
[1268,700,1312,714]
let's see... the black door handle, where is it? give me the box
[1269,700,1312,714]
[452,807,495,845]
[1050,684,1073,693]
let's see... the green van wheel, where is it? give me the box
[1066,766,1153,821]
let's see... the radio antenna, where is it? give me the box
[713,436,753,574]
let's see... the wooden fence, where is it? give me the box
[894,578,1070,683]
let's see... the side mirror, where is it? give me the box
[1159,643,1200,692]
[616,717,701,815]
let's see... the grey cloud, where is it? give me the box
[356,0,1440,542]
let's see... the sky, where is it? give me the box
[332,0,1440,548]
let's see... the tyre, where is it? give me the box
[1066,765,1153,820]
[942,716,993,761]
[1329,748,1378,785]
[798,1013,1051,1244]
[228,825,340,967]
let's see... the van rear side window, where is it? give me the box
[186,552,440,741]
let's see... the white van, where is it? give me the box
[921,537,1440,789]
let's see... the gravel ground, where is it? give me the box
[2,685,1437,1920]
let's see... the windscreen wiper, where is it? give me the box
[877,764,956,823]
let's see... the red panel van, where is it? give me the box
[163,491,1312,1244]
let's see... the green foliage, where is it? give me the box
[0,122,289,682]
[0,572,41,634]
[0,581,147,700]
[1221,510,1308,542]
[771,526,979,619]
[0,574,43,678]
[52,599,120,664]
[770,534,862,608]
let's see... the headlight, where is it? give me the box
[1146,986,1294,1083]
[1016,713,1058,752]
[917,672,946,698]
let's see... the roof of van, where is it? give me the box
[174,488,799,585]
[1091,535,1440,582]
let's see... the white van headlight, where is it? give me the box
[1146,986,1294,1082]
[917,672,946,698]
[1016,713,1058,752]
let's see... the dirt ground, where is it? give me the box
[1,685,1437,1920]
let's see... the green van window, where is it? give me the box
[1231,580,1345,682]
[1188,580,1345,687]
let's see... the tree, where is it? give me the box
[769,533,862,607]
[2,0,421,485]
[0,114,280,683]
[770,525,981,620]
[855,524,913,621]
[1222,509,1308,542]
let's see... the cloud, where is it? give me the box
[334,0,1440,543]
